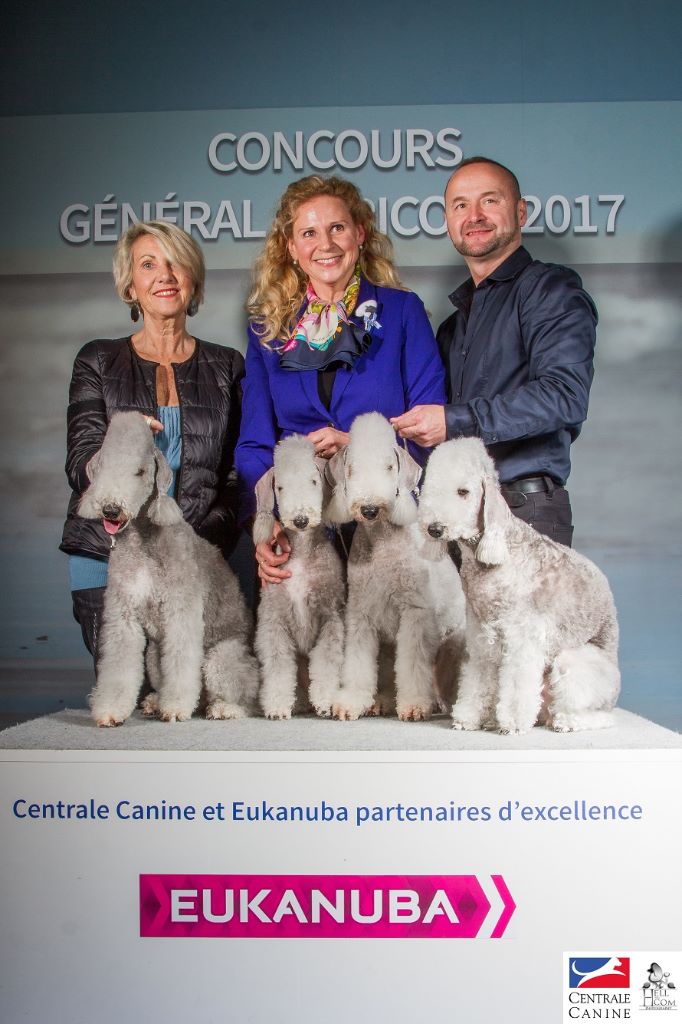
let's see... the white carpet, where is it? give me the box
[0,706,679,751]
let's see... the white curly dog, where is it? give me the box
[253,435,345,719]
[79,412,259,726]
[418,437,620,734]
[326,413,466,722]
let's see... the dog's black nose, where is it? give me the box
[428,522,444,538]
[293,515,309,530]
[360,505,379,521]
[102,503,122,520]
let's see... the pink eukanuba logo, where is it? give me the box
[140,873,516,939]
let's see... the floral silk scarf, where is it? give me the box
[283,266,361,353]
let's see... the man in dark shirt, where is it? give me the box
[391,156,597,546]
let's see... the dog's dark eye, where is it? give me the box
[457,488,469,497]
[312,478,318,486]
[386,463,393,473]
[276,485,283,493]
[136,468,145,477]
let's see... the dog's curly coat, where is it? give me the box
[326,413,466,722]
[253,435,345,719]
[418,437,620,734]
[79,412,259,726]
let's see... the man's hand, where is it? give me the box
[390,405,446,447]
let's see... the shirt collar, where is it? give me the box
[449,246,532,308]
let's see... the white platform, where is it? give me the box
[0,706,679,751]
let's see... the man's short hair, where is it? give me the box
[449,157,522,202]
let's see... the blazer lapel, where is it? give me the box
[299,369,330,420]
[331,279,383,409]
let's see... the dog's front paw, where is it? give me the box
[368,693,395,717]
[263,707,292,721]
[332,697,370,721]
[332,685,374,721]
[93,712,126,728]
[205,700,247,721]
[397,703,431,722]
[451,705,482,731]
[159,706,193,723]
[496,722,531,736]
[550,713,576,733]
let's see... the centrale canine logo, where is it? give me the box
[569,957,631,989]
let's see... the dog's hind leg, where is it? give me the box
[204,638,259,719]
[140,642,161,717]
[547,645,620,732]
[367,643,396,717]
[90,596,146,727]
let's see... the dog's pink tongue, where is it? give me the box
[103,519,121,535]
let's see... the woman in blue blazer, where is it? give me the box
[235,175,445,583]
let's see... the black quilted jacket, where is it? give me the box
[60,336,244,562]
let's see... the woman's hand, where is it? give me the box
[307,426,350,458]
[255,522,292,585]
[144,416,164,433]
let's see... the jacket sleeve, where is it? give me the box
[444,267,597,444]
[65,342,109,494]
[401,291,447,409]
[196,350,244,557]
[234,331,279,523]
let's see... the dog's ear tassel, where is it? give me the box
[148,449,183,526]
[476,474,509,566]
[322,451,352,525]
[390,446,421,526]
[253,468,276,545]
[85,449,102,482]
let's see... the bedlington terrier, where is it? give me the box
[253,435,345,719]
[418,437,621,734]
[79,412,259,726]
[325,413,466,722]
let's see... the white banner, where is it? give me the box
[2,748,680,1022]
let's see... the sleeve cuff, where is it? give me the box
[444,403,477,439]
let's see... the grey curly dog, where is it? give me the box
[79,412,259,726]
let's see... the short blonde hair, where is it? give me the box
[247,175,405,347]
[113,220,205,308]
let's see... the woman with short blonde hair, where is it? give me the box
[113,220,206,313]
[61,221,243,661]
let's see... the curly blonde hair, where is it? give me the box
[247,175,405,347]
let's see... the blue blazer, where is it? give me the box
[235,279,446,519]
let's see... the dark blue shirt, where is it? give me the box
[437,246,597,485]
